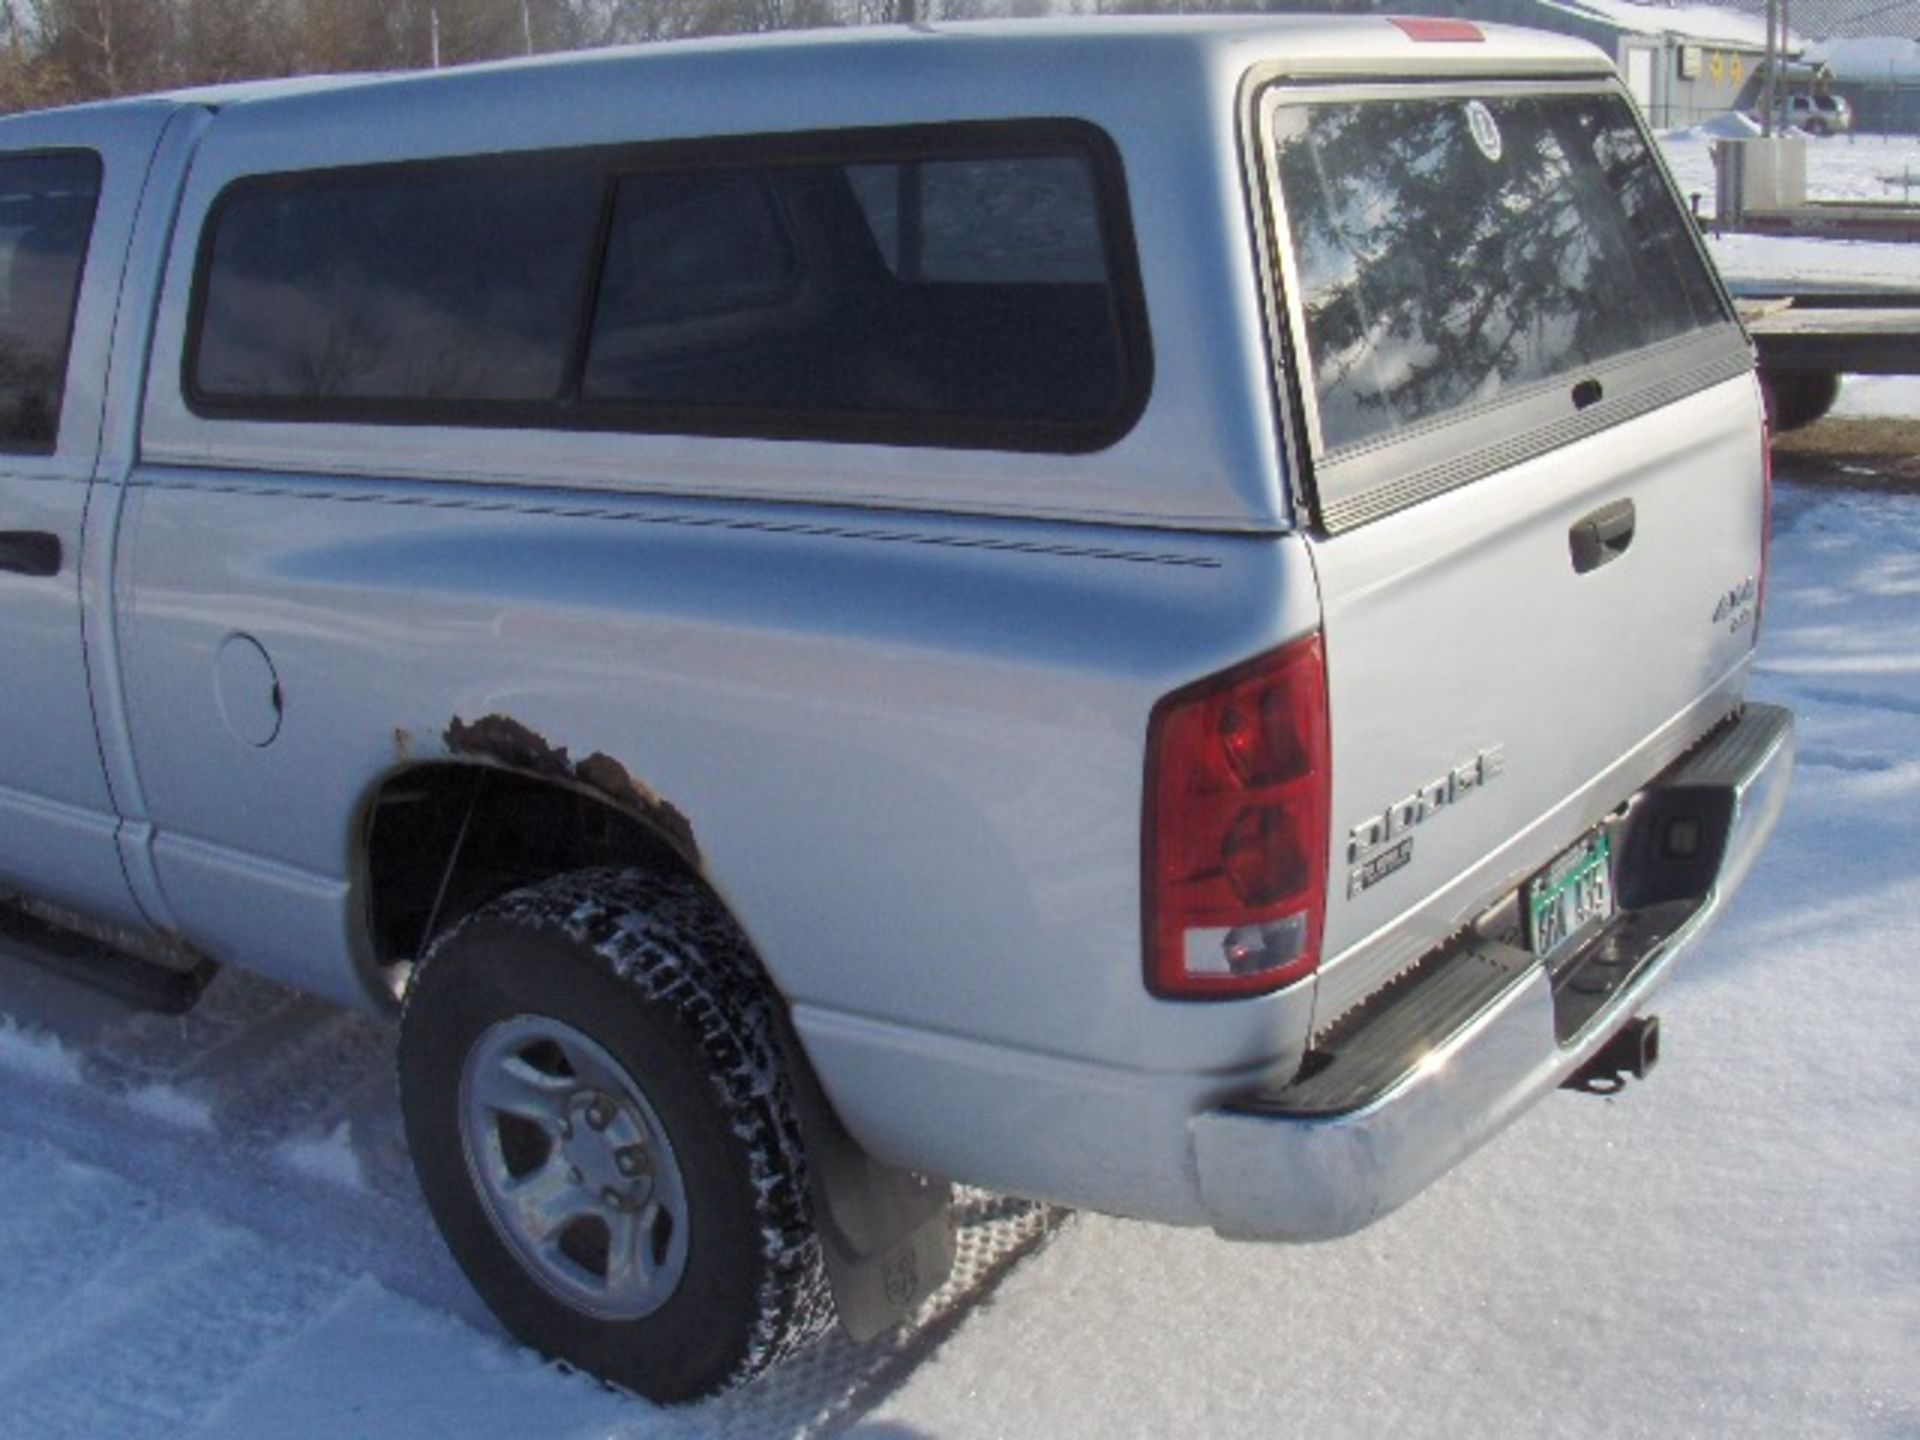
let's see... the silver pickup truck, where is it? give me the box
[0,17,1791,1403]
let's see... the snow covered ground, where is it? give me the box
[1658,124,1920,291]
[1834,375,1920,416]
[1660,121,1920,215]
[0,132,1915,1440]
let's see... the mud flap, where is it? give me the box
[779,1024,956,1342]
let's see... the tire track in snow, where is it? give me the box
[0,1142,172,1349]
[0,1209,351,1440]
[0,996,508,1329]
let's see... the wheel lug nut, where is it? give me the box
[588,1102,613,1130]
[616,1147,649,1177]
[601,1187,624,1209]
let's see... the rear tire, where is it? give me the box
[1761,369,1840,433]
[399,868,834,1403]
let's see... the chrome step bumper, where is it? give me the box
[1191,702,1794,1242]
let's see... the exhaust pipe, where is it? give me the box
[1562,1015,1661,1096]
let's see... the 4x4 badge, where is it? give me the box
[1714,576,1757,633]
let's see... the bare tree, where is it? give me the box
[0,0,922,114]
[181,0,297,83]
[290,0,415,71]
[7,0,188,99]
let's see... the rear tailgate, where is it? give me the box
[1254,79,1766,1021]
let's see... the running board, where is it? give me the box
[0,899,216,1014]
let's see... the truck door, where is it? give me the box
[0,106,171,926]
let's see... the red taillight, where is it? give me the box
[1756,418,1773,644]
[1144,636,1331,999]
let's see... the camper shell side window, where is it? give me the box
[185,122,1152,455]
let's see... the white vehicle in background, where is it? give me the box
[1774,91,1854,134]
[0,16,1790,1403]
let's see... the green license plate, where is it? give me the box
[1525,829,1615,960]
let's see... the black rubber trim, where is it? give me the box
[1665,702,1792,788]
[1254,935,1537,1117]
[1237,893,1688,1119]
[1547,899,1691,1041]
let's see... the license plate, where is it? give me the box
[1525,829,1615,960]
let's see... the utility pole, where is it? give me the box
[1781,0,1792,98]
[1762,0,1777,135]
[522,0,534,55]
[430,7,442,69]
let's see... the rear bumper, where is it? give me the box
[1191,702,1794,1242]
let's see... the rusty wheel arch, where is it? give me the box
[359,722,707,1002]
[441,714,700,865]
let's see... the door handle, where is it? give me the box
[0,530,62,577]
[1569,500,1634,575]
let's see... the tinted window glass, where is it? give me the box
[1273,92,1727,454]
[845,157,1106,282]
[195,163,601,403]
[593,171,799,328]
[0,151,100,450]
[190,126,1144,451]
[584,149,1127,429]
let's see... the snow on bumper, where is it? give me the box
[1192,703,1795,1242]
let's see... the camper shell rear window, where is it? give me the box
[185,122,1150,454]
[1261,81,1746,530]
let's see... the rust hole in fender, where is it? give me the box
[444,714,699,863]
